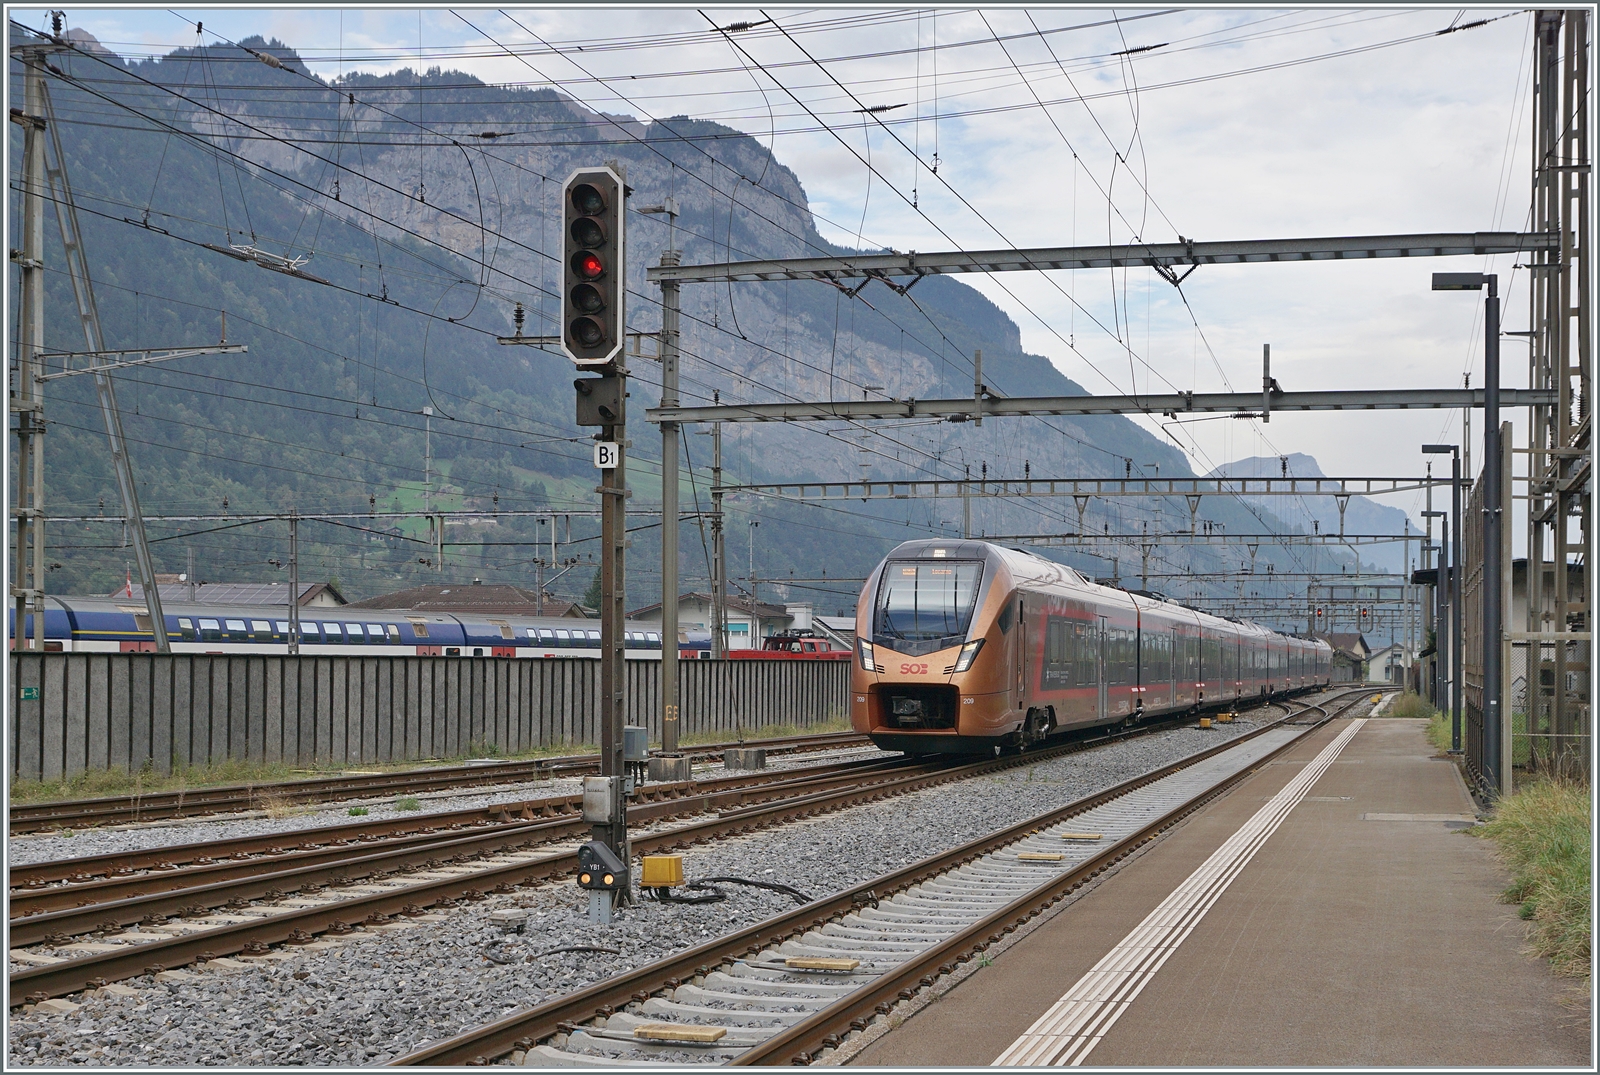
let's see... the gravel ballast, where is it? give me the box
[6,700,1356,1067]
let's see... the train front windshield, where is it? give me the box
[874,560,982,650]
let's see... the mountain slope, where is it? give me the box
[12,31,1333,622]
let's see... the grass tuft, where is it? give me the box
[393,796,422,812]
[348,806,369,816]
[9,720,855,807]
[1385,691,1436,720]
[1475,780,1591,980]
[256,789,309,820]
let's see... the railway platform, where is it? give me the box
[849,716,1590,1068]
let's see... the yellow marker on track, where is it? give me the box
[634,1024,727,1043]
[784,956,860,971]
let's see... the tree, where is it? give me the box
[581,566,602,610]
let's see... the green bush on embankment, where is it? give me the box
[1475,780,1592,980]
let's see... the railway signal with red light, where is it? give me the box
[562,168,625,365]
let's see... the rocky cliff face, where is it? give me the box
[28,31,1336,610]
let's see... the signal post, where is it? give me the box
[563,165,633,916]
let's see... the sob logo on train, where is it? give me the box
[898,662,929,675]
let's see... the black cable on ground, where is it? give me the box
[482,941,622,965]
[646,876,812,906]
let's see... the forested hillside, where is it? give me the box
[12,30,1344,618]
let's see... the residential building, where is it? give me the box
[629,593,792,646]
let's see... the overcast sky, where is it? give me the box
[13,6,1539,528]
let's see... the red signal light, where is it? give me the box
[562,168,622,365]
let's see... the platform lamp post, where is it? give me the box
[1430,273,1500,791]
[1423,443,1463,754]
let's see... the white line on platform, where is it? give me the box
[992,718,1368,1067]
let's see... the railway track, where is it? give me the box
[5,699,1274,1005]
[7,731,871,834]
[384,686,1388,1066]
[7,755,926,931]
[9,753,906,891]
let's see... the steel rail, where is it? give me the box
[384,688,1380,1065]
[5,700,1248,1003]
[8,757,935,939]
[9,753,904,891]
[7,731,870,832]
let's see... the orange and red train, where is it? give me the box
[851,539,1331,754]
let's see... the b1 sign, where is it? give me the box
[593,442,620,469]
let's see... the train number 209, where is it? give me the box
[898,662,929,675]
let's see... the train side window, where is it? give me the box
[321,623,341,641]
[344,623,365,642]
[178,617,196,641]
[366,624,386,643]
[275,621,290,638]
[491,620,513,640]
[250,620,272,640]
[409,620,429,638]
[299,623,319,642]
[386,624,401,642]
[134,613,153,633]
[587,630,601,643]
[997,600,1015,634]
[225,619,248,641]
[199,618,221,641]
[555,628,571,646]
[646,631,661,649]
[538,628,556,644]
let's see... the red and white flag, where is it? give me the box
[124,567,133,597]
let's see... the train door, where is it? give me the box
[1097,616,1109,723]
[1013,596,1026,713]
[1171,627,1183,707]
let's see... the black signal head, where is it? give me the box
[570,182,605,217]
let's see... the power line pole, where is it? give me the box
[11,50,48,651]
[748,518,760,643]
[39,74,246,654]
[655,245,682,759]
[711,421,726,658]
[287,511,299,656]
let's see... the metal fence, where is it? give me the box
[7,653,850,782]
[1509,637,1592,785]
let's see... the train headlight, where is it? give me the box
[857,638,875,671]
[952,638,985,673]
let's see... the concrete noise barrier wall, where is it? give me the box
[8,653,850,782]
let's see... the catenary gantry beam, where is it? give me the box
[649,388,1553,425]
[645,232,1557,284]
[711,476,1441,500]
[983,532,1417,546]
